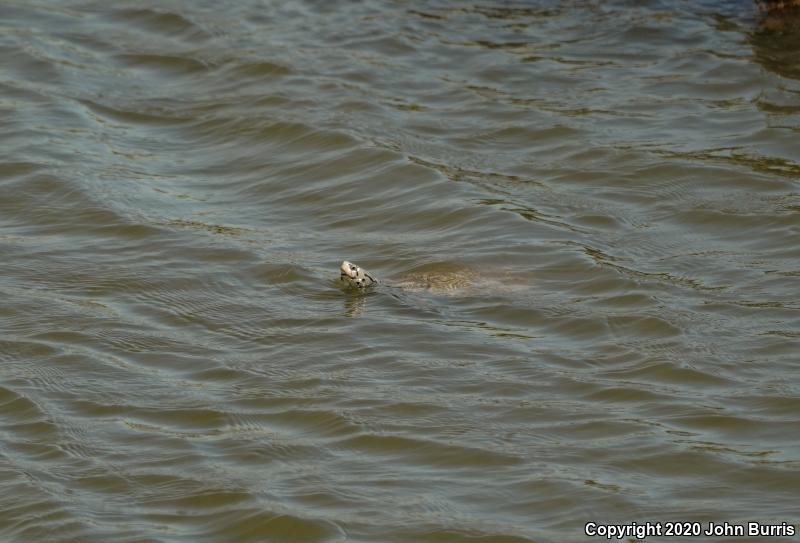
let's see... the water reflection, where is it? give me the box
[343,292,368,317]
[752,7,800,79]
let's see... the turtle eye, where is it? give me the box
[351,265,357,271]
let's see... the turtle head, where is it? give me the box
[340,260,376,290]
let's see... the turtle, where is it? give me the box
[337,260,534,320]
[339,260,515,295]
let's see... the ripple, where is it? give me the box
[102,8,212,42]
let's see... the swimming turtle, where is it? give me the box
[339,260,510,295]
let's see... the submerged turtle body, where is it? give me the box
[390,264,480,293]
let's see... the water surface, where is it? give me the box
[1,1,799,541]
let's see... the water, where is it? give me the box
[1,1,798,541]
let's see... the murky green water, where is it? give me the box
[1,1,798,541]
